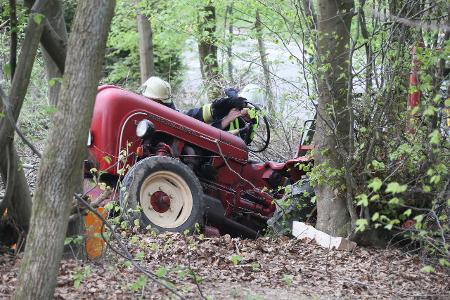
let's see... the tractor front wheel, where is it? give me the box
[120,156,204,233]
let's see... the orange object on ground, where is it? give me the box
[85,207,106,259]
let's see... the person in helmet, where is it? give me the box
[141,76,176,109]
[186,86,260,145]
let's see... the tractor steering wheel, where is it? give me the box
[242,102,271,153]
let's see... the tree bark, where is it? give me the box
[9,0,18,80]
[313,0,354,237]
[24,0,67,74]
[137,13,155,85]
[0,10,46,235]
[198,4,220,100]
[13,1,115,299]
[225,3,234,82]
[41,0,68,106]
[255,9,274,115]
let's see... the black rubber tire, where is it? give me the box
[119,156,204,233]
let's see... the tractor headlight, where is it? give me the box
[136,119,155,138]
[87,131,93,147]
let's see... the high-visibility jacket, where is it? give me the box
[185,99,258,144]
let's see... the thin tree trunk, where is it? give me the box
[255,9,274,115]
[0,8,46,235]
[13,1,115,299]
[9,0,17,80]
[198,4,220,100]
[137,13,155,85]
[41,0,68,107]
[225,3,234,82]
[313,0,354,237]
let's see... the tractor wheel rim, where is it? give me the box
[139,171,193,228]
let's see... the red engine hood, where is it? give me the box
[89,85,248,174]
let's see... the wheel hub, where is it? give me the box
[150,191,171,213]
[139,171,193,229]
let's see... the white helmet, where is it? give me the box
[142,76,172,103]
[239,84,265,107]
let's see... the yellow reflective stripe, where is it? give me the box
[229,118,239,131]
[202,103,213,123]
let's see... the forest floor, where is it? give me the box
[1,123,449,299]
[1,230,449,299]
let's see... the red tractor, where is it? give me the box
[84,85,314,237]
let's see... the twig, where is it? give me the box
[0,20,9,30]
[0,87,42,158]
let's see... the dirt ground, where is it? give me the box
[1,230,449,300]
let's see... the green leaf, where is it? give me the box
[48,77,62,87]
[439,258,450,267]
[129,275,146,292]
[370,194,380,201]
[371,160,385,171]
[103,156,112,164]
[385,182,407,194]
[155,267,168,278]
[384,224,393,230]
[403,209,412,217]
[104,202,114,211]
[355,219,368,232]
[420,265,435,273]
[429,130,441,145]
[229,255,243,265]
[135,251,145,260]
[423,105,436,117]
[0,112,4,119]
[32,13,45,25]
[251,262,260,271]
[123,261,132,268]
[356,194,369,207]
[44,105,57,115]
[371,212,380,221]
[368,178,382,192]
[3,64,11,77]
[430,175,441,184]
[282,274,294,286]
[388,197,400,205]
[445,99,450,107]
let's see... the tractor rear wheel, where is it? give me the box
[120,156,204,233]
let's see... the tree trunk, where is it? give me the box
[198,4,220,100]
[137,13,155,85]
[41,0,68,107]
[255,9,274,115]
[0,9,46,237]
[9,0,18,80]
[313,0,354,237]
[225,3,234,82]
[13,1,115,299]
[24,0,67,74]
